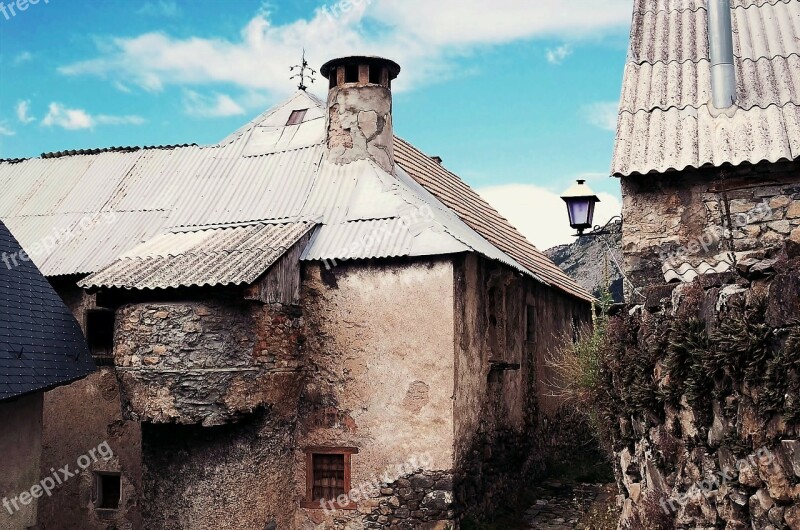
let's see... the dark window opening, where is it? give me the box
[344,64,359,83]
[329,73,337,89]
[286,109,308,126]
[572,314,582,343]
[87,309,114,363]
[369,66,382,85]
[94,473,121,510]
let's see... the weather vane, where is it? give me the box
[290,49,317,91]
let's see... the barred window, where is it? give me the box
[312,454,345,501]
[302,447,358,509]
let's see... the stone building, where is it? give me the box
[612,0,800,294]
[608,1,800,528]
[0,221,94,530]
[0,56,592,529]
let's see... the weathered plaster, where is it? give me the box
[326,85,395,174]
[294,259,456,528]
[35,369,141,530]
[452,254,592,520]
[0,393,43,530]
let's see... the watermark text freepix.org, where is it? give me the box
[0,0,48,21]
[3,441,114,516]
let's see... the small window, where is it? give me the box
[303,447,357,509]
[94,472,121,510]
[344,64,359,84]
[286,109,308,126]
[313,454,345,500]
[369,66,382,85]
[525,304,536,344]
[86,309,114,362]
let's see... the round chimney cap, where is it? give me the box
[320,56,401,80]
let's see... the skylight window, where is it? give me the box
[286,109,308,126]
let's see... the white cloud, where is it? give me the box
[42,103,94,130]
[41,103,145,130]
[16,100,35,124]
[182,90,246,118]
[14,51,33,65]
[59,1,631,98]
[95,115,147,125]
[137,1,181,17]
[583,101,619,132]
[477,182,621,251]
[546,45,572,64]
[0,122,15,136]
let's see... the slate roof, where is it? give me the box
[0,221,93,402]
[612,0,800,176]
[0,91,591,302]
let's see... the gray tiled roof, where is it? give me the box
[612,0,800,176]
[0,221,93,402]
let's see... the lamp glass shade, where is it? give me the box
[560,179,601,232]
[566,198,596,230]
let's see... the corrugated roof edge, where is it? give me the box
[612,155,800,178]
[38,144,198,160]
[636,0,792,15]
[620,90,800,114]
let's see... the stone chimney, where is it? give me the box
[320,56,401,174]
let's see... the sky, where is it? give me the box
[0,0,632,250]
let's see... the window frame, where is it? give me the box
[301,446,358,510]
[86,308,115,364]
[286,109,308,126]
[93,471,122,511]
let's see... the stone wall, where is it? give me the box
[621,161,800,294]
[114,296,304,426]
[362,471,455,529]
[453,254,593,522]
[605,242,800,529]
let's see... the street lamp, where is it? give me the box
[561,179,601,236]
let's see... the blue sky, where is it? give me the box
[0,0,633,249]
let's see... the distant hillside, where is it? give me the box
[545,228,624,302]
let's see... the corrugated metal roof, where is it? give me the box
[613,0,800,176]
[1,90,591,301]
[80,222,314,290]
[394,138,592,300]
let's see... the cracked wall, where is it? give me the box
[326,85,395,174]
[293,259,456,529]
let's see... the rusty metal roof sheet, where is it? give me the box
[613,0,800,176]
[80,222,314,290]
[1,90,591,301]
